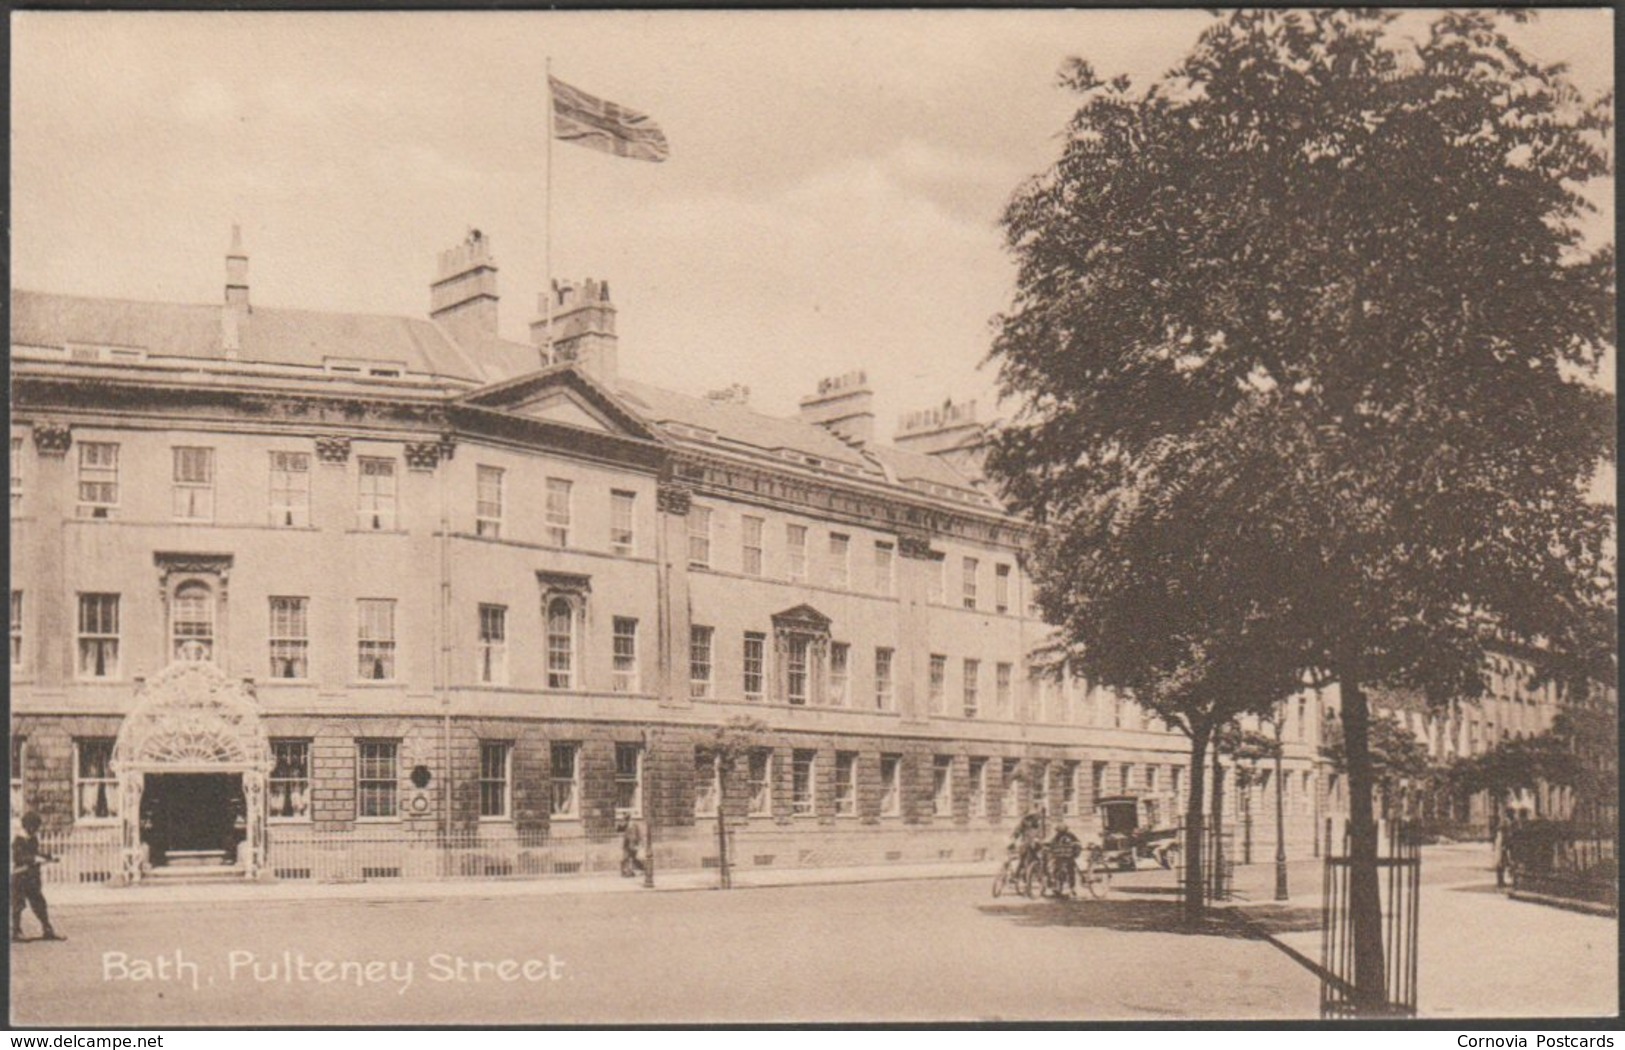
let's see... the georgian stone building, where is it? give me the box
[10,229,1336,882]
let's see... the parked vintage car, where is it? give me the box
[1095,795,1182,871]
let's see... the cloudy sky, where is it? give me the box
[11,10,1615,436]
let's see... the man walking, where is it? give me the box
[11,812,63,942]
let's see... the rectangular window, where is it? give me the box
[963,658,981,719]
[741,515,764,576]
[786,524,808,581]
[1121,763,1133,797]
[995,564,1011,614]
[927,556,945,604]
[355,740,399,819]
[610,490,636,555]
[74,739,119,822]
[1146,765,1159,795]
[10,436,21,512]
[612,617,639,693]
[829,642,850,707]
[1172,766,1184,808]
[479,742,512,820]
[544,478,572,547]
[476,465,504,539]
[545,598,574,690]
[615,743,643,818]
[478,604,507,685]
[268,740,311,822]
[550,743,581,818]
[928,654,947,712]
[1297,697,1308,742]
[694,750,720,819]
[10,736,23,816]
[996,663,1013,712]
[172,446,215,522]
[356,599,396,681]
[269,451,311,528]
[791,749,816,816]
[743,631,765,699]
[268,596,310,680]
[688,505,712,568]
[962,557,979,609]
[873,541,895,595]
[77,442,119,517]
[932,755,953,817]
[77,593,120,679]
[1092,762,1107,806]
[874,647,894,710]
[9,591,21,672]
[969,758,989,819]
[357,457,397,530]
[828,533,850,588]
[748,750,772,817]
[834,752,857,816]
[1062,761,1079,816]
[880,755,902,817]
[689,625,713,699]
[786,636,810,706]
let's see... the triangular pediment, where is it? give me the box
[771,603,832,632]
[455,364,661,442]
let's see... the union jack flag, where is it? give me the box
[550,75,669,163]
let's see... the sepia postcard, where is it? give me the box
[8,8,1617,1027]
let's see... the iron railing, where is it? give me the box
[1320,820,1421,1019]
[1509,821,1618,913]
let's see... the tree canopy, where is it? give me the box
[990,9,1614,707]
[986,9,1614,1000]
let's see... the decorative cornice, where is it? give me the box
[897,532,937,560]
[437,433,457,461]
[535,570,592,596]
[404,441,443,472]
[314,436,352,464]
[656,483,692,516]
[669,450,1031,552]
[154,551,235,598]
[32,422,72,456]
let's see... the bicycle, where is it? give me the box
[991,846,1043,898]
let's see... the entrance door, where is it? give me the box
[141,773,244,867]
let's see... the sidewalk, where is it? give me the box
[1221,844,1618,1018]
[44,858,997,910]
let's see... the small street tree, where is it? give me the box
[1321,713,1433,822]
[988,10,1613,1011]
[706,716,769,889]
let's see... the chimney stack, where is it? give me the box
[895,397,988,479]
[705,383,751,406]
[429,229,499,347]
[223,224,249,359]
[798,370,875,446]
[534,278,618,387]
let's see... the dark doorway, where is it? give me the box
[141,773,245,867]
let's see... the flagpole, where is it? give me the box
[544,56,555,365]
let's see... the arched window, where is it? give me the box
[172,582,215,662]
[546,596,574,690]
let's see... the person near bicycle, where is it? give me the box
[1044,822,1083,897]
[1010,810,1045,880]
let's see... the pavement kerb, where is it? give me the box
[43,861,997,911]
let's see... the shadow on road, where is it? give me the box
[976,896,1321,940]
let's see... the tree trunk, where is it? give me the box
[1341,677,1387,1013]
[1183,727,1210,924]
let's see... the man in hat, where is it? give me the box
[11,812,62,941]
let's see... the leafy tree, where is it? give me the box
[1321,713,1433,817]
[988,9,1613,1009]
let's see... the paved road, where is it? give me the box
[13,876,1316,1025]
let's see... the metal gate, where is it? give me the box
[1320,820,1421,1018]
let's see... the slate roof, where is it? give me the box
[13,287,990,505]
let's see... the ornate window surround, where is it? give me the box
[536,571,591,691]
[154,552,233,669]
[770,604,832,707]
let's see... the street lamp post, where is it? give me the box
[642,728,655,889]
[1274,712,1288,901]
